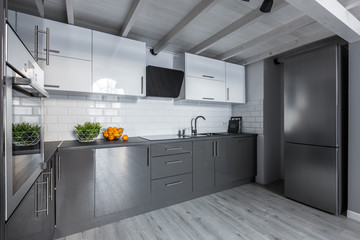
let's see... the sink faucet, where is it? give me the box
[191,116,206,135]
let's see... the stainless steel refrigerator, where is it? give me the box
[284,44,347,215]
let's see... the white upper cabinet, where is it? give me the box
[186,76,225,102]
[225,62,245,103]
[42,19,92,60]
[185,53,225,81]
[92,30,146,97]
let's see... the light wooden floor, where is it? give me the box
[57,183,360,240]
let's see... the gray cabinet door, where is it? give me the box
[95,146,150,217]
[233,137,256,181]
[56,150,95,235]
[6,174,44,240]
[193,140,215,192]
[215,138,235,186]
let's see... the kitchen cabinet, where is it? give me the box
[185,76,226,101]
[233,137,257,181]
[55,150,95,236]
[225,62,245,103]
[95,146,150,217]
[13,11,92,92]
[42,56,92,92]
[193,140,215,192]
[150,141,193,202]
[6,158,55,240]
[215,138,236,186]
[185,53,225,81]
[92,30,146,96]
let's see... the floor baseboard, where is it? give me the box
[347,210,360,222]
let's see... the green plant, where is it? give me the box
[12,122,40,145]
[74,122,102,141]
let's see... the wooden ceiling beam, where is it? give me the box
[35,0,44,17]
[285,0,360,43]
[340,0,360,10]
[65,0,75,24]
[119,0,146,37]
[239,29,334,65]
[216,15,313,60]
[188,0,287,54]
[151,0,219,55]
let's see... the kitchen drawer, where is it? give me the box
[151,142,192,157]
[152,173,192,202]
[151,153,192,179]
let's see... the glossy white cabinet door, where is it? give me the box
[43,55,92,92]
[43,19,92,60]
[225,62,245,103]
[185,53,225,81]
[16,12,45,57]
[92,31,146,96]
[185,76,226,102]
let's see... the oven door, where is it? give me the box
[4,24,48,220]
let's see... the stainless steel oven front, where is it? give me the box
[4,23,49,220]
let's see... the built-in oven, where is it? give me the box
[4,23,49,220]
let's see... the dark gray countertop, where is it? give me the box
[53,133,257,151]
[44,141,62,162]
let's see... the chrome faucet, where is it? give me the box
[191,116,206,135]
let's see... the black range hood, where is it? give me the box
[146,65,184,98]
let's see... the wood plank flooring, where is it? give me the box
[56,183,360,240]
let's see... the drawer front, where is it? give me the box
[151,142,192,157]
[152,173,192,202]
[151,154,192,179]
[185,53,225,81]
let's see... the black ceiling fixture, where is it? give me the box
[260,0,274,13]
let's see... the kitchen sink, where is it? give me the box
[192,132,231,137]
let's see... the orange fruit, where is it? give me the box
[108,135,114,141]
[103,132,109,138]
[122,134,128,141]
[114,132,120,138]
[118,128,123,133]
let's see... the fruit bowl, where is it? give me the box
[103,127,123,141]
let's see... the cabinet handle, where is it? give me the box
[147,147,150,167]
[165,181,183,187]
[44,84,60,88]
[58,155,61,180]
[165,160,183,165]
[212,141,215,157]
[35,26,50,65]
[165,147,182,151]
[217,141,219,157]
[227,88,229,101]
[44,48,60,54]
[202,75,214,79]
[42,167,53,201]
[141,76,144,94]
[202,97,215,100]
[34,177,49,217]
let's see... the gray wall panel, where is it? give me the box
[348,42,360,214]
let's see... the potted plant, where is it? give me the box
[12,122,41,146]
[74,122,102,142]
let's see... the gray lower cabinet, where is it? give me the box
[233,137,257,181]
[55,149,95,236]
[215,138,236,186]
[95,146,150,217]
[152,173,192,202]
[193,140,215,192]
[6,158,55,240]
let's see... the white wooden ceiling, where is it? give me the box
[7,0,360,65]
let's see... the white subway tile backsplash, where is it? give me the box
[13,107,33,115]
[104,109,118,116]
[87,108,103,116]
[47,107,67,116]
[58,116,77,124]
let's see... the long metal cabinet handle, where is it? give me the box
[45,28,50,65]
[227,88,229,101]
[35,25,39,61]
[165,160,183,165]
[217,141,219,157]
[165,181,183,187]
[202,97,215,100]
[141,76,144,94]
[42,167,53,201]
[44,84,60,88]
[212,141,215,157]
[147,147,150,167]
[34,177,49,217]
[58,155,61,180]
[165,147,182,151]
